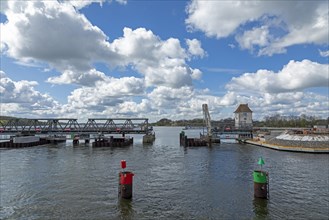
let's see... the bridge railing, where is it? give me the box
[0,118,151,134]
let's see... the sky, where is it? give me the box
[0,0,328,122]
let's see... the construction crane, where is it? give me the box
[202,104,212,145]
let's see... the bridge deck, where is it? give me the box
[0,118,152,135]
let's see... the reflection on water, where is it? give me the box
[253,198,269,220]
[118,199,135,220]
[1,127,328,219]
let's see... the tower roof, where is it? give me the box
[234,104,252,113]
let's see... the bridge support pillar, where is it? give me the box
[143,133,155,143]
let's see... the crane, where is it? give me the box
[202,104,212,145]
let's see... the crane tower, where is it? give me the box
[202,104,212,145]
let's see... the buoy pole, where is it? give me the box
[253,157,269,199]
[118,160,134,199]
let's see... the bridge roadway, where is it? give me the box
[0,118,153,135]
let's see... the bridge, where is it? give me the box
[0,118,153,135]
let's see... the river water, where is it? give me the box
[1,127,328,220]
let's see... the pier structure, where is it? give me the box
[179,103,215,147]
[0,118,155,148]
[213,129,253,140]
[179,131,208,147]
[0,118,152,134]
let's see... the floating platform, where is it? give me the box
[184,138,208,147]
[180,132,210,147]
[0,138,50,148]
[92,136,133,147]
[200,134,220,143]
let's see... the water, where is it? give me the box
[1,127,328,220]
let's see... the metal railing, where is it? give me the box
[0,118,152,134]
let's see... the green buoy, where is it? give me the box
[253,157,269,199]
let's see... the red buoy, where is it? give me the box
[118,160,134,199]
[121,160,126,169]
[120,172,134,185]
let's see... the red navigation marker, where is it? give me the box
[121,160,126,169]
[118,160,134,199]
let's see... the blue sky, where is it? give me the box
[0,0,328,122]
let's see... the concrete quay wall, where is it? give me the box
[245,139,329,153]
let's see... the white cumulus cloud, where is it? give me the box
[186,1,264,38]
[68,0,105,9]
[148,86,194,108]
[186,38,206,58]
[0,71,61,117]
[47,69,107,86]
[226,60,329,93]
[66,76,145,110]
[1,1,204,89]
[235,26,271,52]
[221,60,329,119]
[1,1,118,73]
[186,0,329,56]
[111,27,202,88]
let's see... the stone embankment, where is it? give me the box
[246,130,329,153]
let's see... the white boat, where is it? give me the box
[219,134,239,139]
[216,133,238,143]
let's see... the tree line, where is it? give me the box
[254,114,328,128]
[152,115,329,128]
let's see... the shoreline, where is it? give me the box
[244,139,329,153]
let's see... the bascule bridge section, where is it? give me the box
[0,118,155,148]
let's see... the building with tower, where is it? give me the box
[234,104,253,129]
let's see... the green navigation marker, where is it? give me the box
[258,157,265,165]
[253,170,267,183]
[253,157,269,199]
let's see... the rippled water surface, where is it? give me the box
[1,127,328,219]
